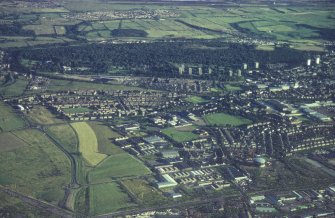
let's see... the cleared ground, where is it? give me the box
[203,112,252,126]
[89,182,135,215]
[71,122,107,166]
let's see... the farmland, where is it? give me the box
[71,122,107,166]
[161,125,199,143]
[0,132,27,152]
[203,112,252,126]
[89,182,135,215]
[0,102,26,132]
[0,129,71,204]
[0,77,28,97]
[88,153,151,183]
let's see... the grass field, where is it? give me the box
[185,96,208,104]
[88,154,151,183]
[0,132,27,152]
[122,179,168,206]
[0,77,28,97]
[161,125,198,143]
[71,122,107,166]
[0,129,70,204]
[88,122,123,155]
[0,102,26,132]
[203,112,252,126]
[46,124,78,153]
[89,182,135,215]
[25,106,64,125]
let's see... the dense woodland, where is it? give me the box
[10,41,314,77]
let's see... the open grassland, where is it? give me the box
[203,112,252,126]
[25,106,64,125]
[122,179,168,207]
[88,122,123,155]
[0,102,26,132]
[161,125,198,143]
[185,96,208,104]
[46,124,78,153]
[88,154,151,183]
[0,77,28,97]
[0,129,70,204]
[0,132,27,152]
[71,122,107,166]
[89,182,135,215]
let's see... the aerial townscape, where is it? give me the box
[0,0,335,217]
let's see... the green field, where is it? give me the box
[0,132,27,152]
[122,179,168,206]
[203,112,252,126]
[88,122,123,155]
[0,102,26,132]
[0,77,28,97]
[185,96,208,104]
[88,154,151,183]
[25,106,64,125]
[71,122,107,166]
[46,124,78,153]
[0,129,71,204]
[161,125,198,143]
[89,182,135,215]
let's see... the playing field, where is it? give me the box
[46,124,78,153]
[89,182,135,215]
[88,154,151,183]
[185,96,208,104]
[0,129,71,204]
[71,122,107,166]
[203,112,252,126]
[88,122,123,155]
[161,125,198,143]
[0,102,26,132]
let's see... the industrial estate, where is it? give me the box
[0,0,335,217]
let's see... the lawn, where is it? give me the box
[71,122,107,166]
[185,96,208,104]
[0,102,26,132]
[122,179,168,206]
[46,124,78,153]
[88,153,151,183]
[161,126,198,143]
[203,112,252,126]
[0,132,27,152]
[25,106,64,125]
[89,182,135,215]
[0,129,71,204]
[88,122,123,155]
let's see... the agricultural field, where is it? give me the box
[71,122,107,166]
[161,125,199,143]
[203,112,252,126]
[0,102,26,132]
[88,153,151,183]
[0,129,71,204]
[88,122,123,155]
[89,182,135,215]
[46,124,78,153]
[122,179,168,206]
[25,105,64,125]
